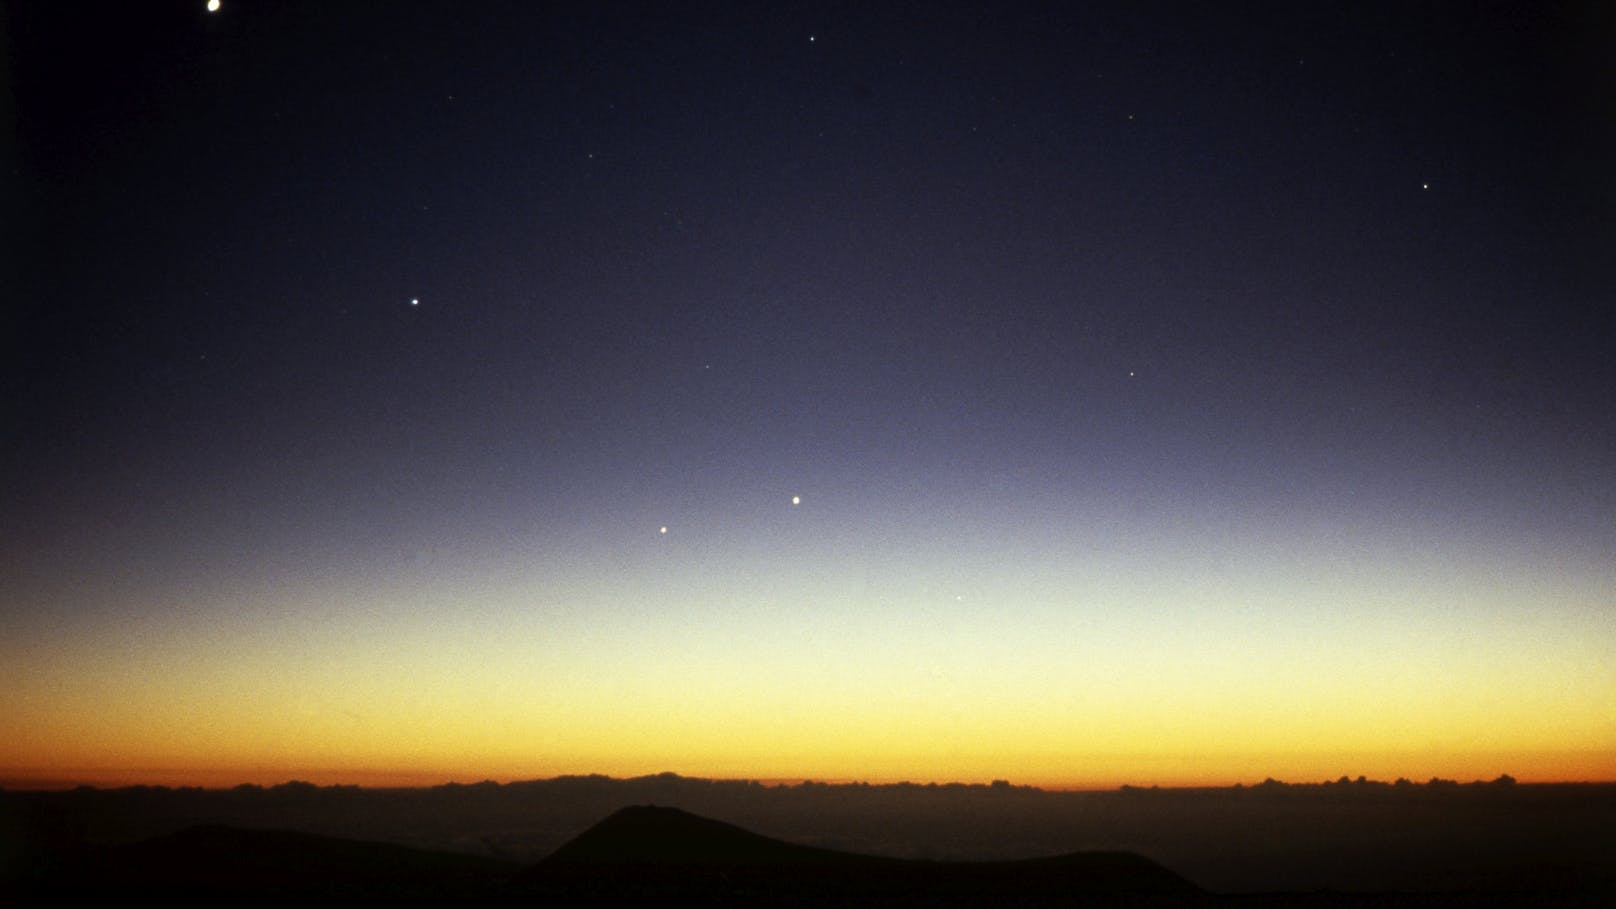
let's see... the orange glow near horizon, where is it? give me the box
[4,747,1612,793]
[4,755,1613,793]
[5,509,1611,797]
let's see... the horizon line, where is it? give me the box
[6,768,1605,794]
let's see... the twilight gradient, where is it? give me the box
[3,1,1612,788]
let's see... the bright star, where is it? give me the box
[206,0,220,11]
[659,526,668,534]
[791,495,801,506]
[410,298,419,306]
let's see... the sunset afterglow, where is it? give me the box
[5,2,1611,793]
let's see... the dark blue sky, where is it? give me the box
[3,1,1613,785]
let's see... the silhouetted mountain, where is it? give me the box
[17,823,518,901]
[519,804,1205,906]
[7,782,1611,904]
[539,804,894,867]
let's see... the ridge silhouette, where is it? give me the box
[13,790,1603,905]
[14,824,518,900]
[537,804,892,866]
[519,804,1205,905]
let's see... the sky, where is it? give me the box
[3,1,1613,789]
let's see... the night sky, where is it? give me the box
[4,1,1613,788]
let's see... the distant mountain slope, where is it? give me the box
[9,803,1596,906]
[539,803,896,867]
[519,804,1205,906]
[17,824,519,901]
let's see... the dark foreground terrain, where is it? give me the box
[525,804,1204,906]
[4,776,1612,905]
[9,804,1207,905]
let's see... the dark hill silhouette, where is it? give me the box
[11,789,1604,905]
[539,803,894,867]
[519,804,1206,906]
[25,823,519,900]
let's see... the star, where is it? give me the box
[410,298,419,306]
[206,0,220,11]
[791,495,801,505]
[1421,183,1430,190]
[659,526,668,534]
